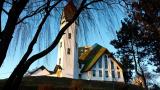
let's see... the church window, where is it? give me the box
[98,58,102,68]
[104,56,108,69]
[112,71,115,78]
[60,42,62,47]
[92,70,96,77]
[111,61,114,69]
[67,48,70,54]
[105,71,108,78]
[68,33,71,39]
[99,70,102,77]
[118,72,121,78]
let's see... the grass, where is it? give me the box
[0,76,144,90]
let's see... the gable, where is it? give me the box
[79,44,123,73]
[80,44,106,72]
[31,69,50,76]
[28,66,54,76]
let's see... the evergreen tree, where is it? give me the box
[132,0,160,72]
[151,84,160,90]
[111,19,148,89]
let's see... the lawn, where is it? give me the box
[0,76,144,90]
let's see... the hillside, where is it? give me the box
[0,76,144,90]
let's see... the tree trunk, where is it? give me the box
[0,0,28,67]
[2,0,93,90]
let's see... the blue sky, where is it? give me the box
[0,2,126,79]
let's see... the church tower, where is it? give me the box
[57,1,79,79]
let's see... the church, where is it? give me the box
[26,1,124,82]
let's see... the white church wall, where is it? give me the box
[109,57,124,82]
[30,69,50,76]
[81,54,124,82]
[57,20,79,79]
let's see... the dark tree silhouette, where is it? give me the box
[151,84,160,90]
[111,19,148,90]
[132,0,160,72]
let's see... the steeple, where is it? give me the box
[60,0,77,29]
[57,1,79,79]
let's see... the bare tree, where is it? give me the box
[0,0,127,90]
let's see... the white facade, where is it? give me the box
[30,69,50,76]
[56,1,79,79]
[80,54,124,82]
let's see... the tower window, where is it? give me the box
[68,33,71,39]
[92,70,96,77]
[60,42,62,47]
[59,58,61,65]
[99,70,102,77]
[67,48,70,54]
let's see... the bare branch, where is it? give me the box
[17,2,48,24]
[0,0,5,32]
[2,0,62,89]
[0,0,29,67]
[83,0,103,9]
[25,0,87,68]
[2,8,9,15]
